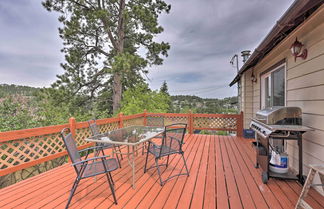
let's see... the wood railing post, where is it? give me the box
[118,112,124,128]
[189,110,194,134]
[143,109,147,126]
[69,117,76,138]
[68,117,77,163]
[237,111,244,137]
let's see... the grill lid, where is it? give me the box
[255,106,302,125]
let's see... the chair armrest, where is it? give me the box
[169,136,183,145]
[78,146,104,153]
[72,155,111,166]
[150,141,160,147]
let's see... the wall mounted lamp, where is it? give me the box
[290,37,307,61]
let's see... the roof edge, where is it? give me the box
[229,0,323,87]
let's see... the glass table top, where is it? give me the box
[85,126,164,145]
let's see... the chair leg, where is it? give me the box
[181,153,190,176]
[101,148,105,156]
[105,172,117,205]
[108,172,114,185]
[166,155,170,168]
[142,142,145,155]
[144,148,149,173]
[295,168,316,209]
[66,177,81,209]
[118,146,123,160]
[113,147,122,168]
[319,173,324,192]
[155,158,164,186]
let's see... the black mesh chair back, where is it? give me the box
[144,123,189,186]
[159,123,187,157]
[88,119,105,147]
[87,119,122,167]
[60,128,118,208]
[61,128,82,172]
[88,119,100,136]
[147,114,164,127]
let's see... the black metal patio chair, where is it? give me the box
[88,119,123,167]
[144,123,189,186]
[61,128,119,208]
[142,114,165,155]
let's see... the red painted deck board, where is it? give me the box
[203,135,216,209]
[163,134,206,209]
[0,135,323,209]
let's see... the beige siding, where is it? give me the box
[240,5,324,194]
[241,70,253,128]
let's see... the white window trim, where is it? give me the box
[261,63,286,109]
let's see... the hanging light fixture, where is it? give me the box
[290,37,307,61]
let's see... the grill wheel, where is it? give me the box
[262,172,268,184]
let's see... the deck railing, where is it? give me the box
[0,111,243,187]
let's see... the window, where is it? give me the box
[261,64,285,108]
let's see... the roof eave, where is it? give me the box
[228,0,322,86]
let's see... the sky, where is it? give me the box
[0,0,295,98]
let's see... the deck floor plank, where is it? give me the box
[162,134,205,209]
[0,165,72,208]
[175,134,208,209]
[220,135,244,209]
[188,134,210,209]
[203,135,216,209]
[233,137,292,209]
[224,136,259,209]
[227,136,269,209]
[1,135,323,209]
[215,134,230,209]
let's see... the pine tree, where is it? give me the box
[160,80,169,95]
[42,0,171,114]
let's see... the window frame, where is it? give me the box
[260,62,286,109]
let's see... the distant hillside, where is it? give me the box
[0,84,40,98]
[0,84,237,114]
[170,95,238,114]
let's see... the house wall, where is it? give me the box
[241,70,253,128]
[242,5,324,194]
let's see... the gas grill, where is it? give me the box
[250,106,312,184]
[250,106,303,138]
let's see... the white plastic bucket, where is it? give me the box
[269,153,289,174]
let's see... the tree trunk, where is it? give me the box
[112,0,125,114]
[112,73,122,114]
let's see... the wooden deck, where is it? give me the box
[0,135,323,209]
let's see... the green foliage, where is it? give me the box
[0,84,237,132]
[120,83,170,115]
[160,81,168,94]
[35,88,95,126]
[179,106,196,114]
[0,84,39,98]
[0,96,39,131]
[170,95,238,114]
[159,81,172,112]
[216,130,229,135]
